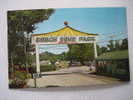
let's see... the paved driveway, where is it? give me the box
[27,66,121,88]
[42,66,92,75]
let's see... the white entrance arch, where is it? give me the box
[32,25,98,73]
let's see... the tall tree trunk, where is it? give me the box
[10,53,15,79]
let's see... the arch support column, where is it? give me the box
[35,43,40,73]
[94,41,98,58]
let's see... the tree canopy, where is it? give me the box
[66,43,94,65]
[8,9,55,68]
[98,38,128,56]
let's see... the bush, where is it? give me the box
[14,71,27,80]
[9,79,27,88]
[56,61,69,70]
[9,71,27,88]
[116,69,127,75]
[40,65,56,72]
[96,60,130,80]
[28,66,36,73]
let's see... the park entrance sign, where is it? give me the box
[32,26,98,44]
[32,36,95,44]
[31,24,98,73]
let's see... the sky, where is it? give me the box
[33,7,128,54]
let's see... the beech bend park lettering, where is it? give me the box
[36,37,95,43]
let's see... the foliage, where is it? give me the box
[96,59,130,81]
[98,38,128,56]
[28,65,36,74]
[8,9,55,34]
[40,65,56,72]
[14,71,27,80]
[97,46,108,56]
[9,79,27,88]
[8,9,55,75]
[40,51,68,65]
[55,61,70,69]
[40,52,59,64]
[121,38,128,49]
[66,43,94,65]
[9,70,28,88]
[107,40,115,51]
[97,50,128,60]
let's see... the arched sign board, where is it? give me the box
[31,36,96,45]
[31,26,98,74]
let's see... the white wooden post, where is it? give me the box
[94,40,98,58]
[35,43,40,73]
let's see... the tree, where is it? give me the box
[67,43,94,65]
[40,52,59,65]
[107,40,115,51]
[8,9,55,73]
[114,40,121,50]
[106,38,128,52]
[121,38,128,50]
[97,46,108,56]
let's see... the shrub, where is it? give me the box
[40,65,56,72]
[28,66,36,73]
[56,61,69,69]
[116,69,127,75]
[14,71,27,80]
[9,71,27,88]
[96,60,130,80]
